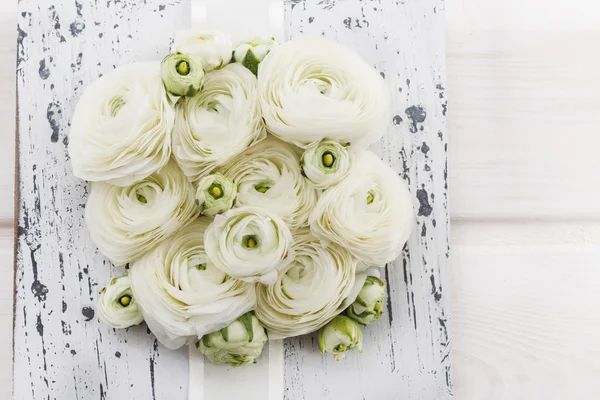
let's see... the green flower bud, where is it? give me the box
[160,52,205,97]
[301,140,353,189]
[319,315,363,361]
[233,38,277,75]
[346,276,385,325]
[98,275,143,329]
[197,312,268,367]
[196,173,237,216]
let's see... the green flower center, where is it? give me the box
[206,100,220,112]
[366,190,375,204]
[137,194,147,204]
[243,235,259,249]
[318,77,332,95]
[255,185,270,194]
[195,263,206,271]
[176,60,190,76]
[209,183,224,199]
[322,151,335,168]
[334,344,347,352]
[119,295,131,307]
[374,302,382,312]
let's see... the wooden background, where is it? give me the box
[2,0,600,399]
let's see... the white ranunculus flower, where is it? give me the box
[258,38,389,149]
[301,140,354,189]
[86,160,199,266]
[233,37,278,75]
[204,206,294,285]
[197,312,268,367]
[173,63,265,183]
[171,30,233,72]
[255,229,362,339]
[129,218,256,350]
[160,52,205,98]
[218,137,318,231]
[319,315,363,361]
[346,276,386,325]
[69,62,174,186]
[98,275,144,329]
[196,174,237,217]
[309,151,414,266]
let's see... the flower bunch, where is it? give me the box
[71,30,414,367]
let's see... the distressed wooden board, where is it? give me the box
[15,2,193,399]
[14,0,450,399]
[283,1,451,399]
[0,0,18,225]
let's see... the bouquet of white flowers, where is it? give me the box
[71,30,414,367]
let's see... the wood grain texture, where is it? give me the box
[0,229,15,400]
[447,1,600,220]
[452,243,600,400]
[283,1,451,399]
[0,2,17,400]
[13,1,451,400]
[446,0,600,30]
[0,0,17,224]
[448,30,600,220]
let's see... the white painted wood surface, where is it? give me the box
[12,1,450,400]
[451,224,600,400]
[445,1,600,397]
[447,0,600,220]
[13,3,198,399]
[3,0,600,399]
[0,2,17,400]
[283,1,451,399]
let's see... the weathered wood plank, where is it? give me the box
[0,229,14,400]
[14,1,191,399]
[15,0,451,399]
[452,243,600,399]
[283,1,451,399]
[0,0,17,225]
[448,29,600,220]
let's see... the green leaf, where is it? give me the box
[242,49,261,76]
